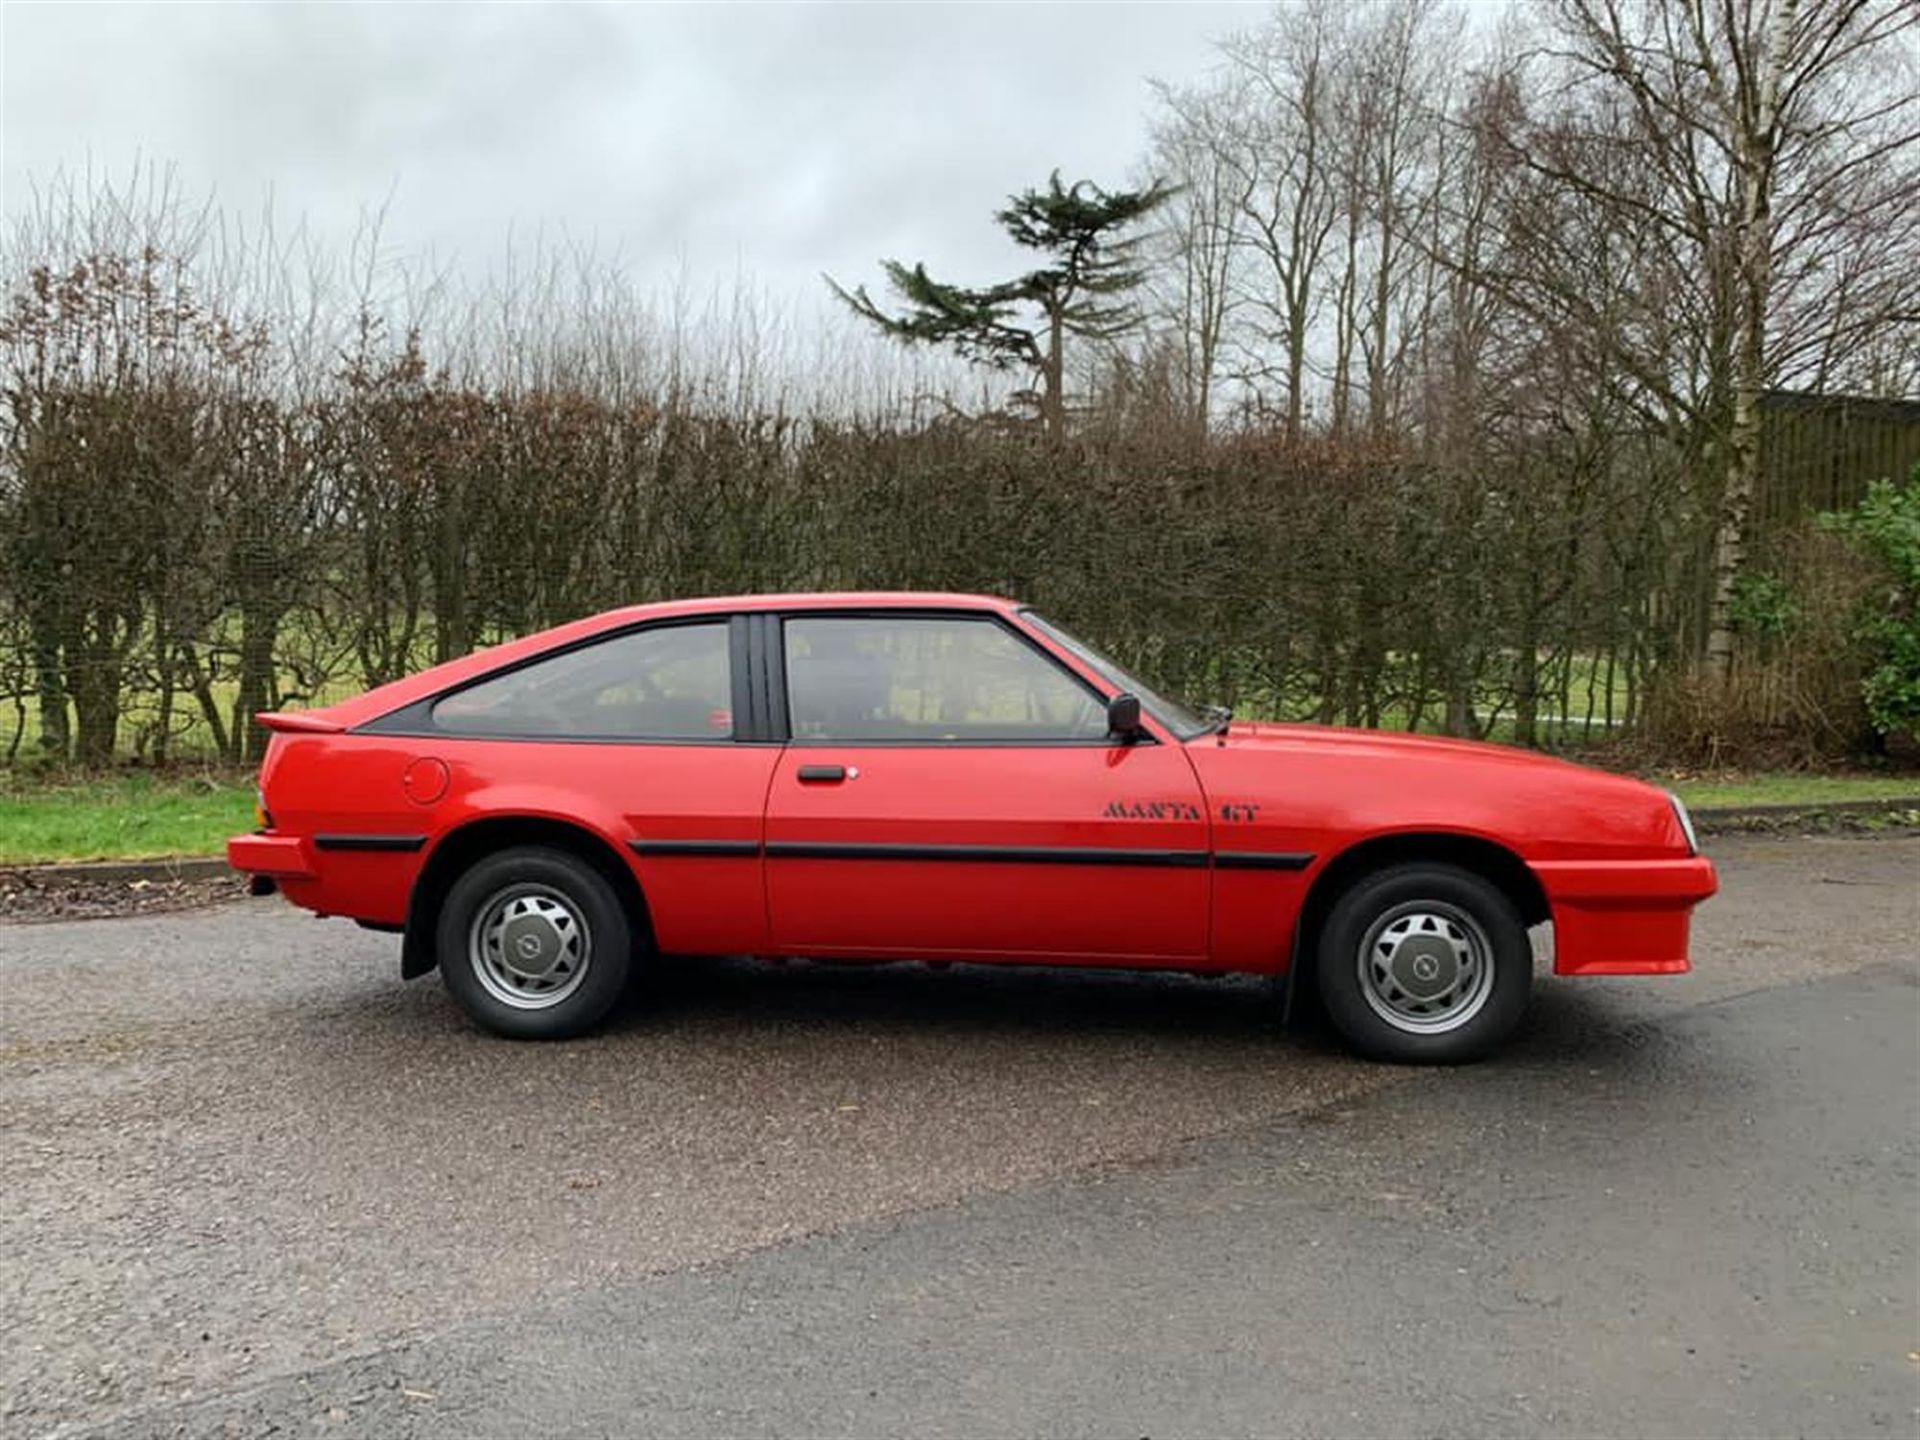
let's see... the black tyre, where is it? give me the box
[436,846,636,1039]
[1315,862,1531,1063]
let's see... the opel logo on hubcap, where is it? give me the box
[516,933,543,962]
[1411,954,1440,982]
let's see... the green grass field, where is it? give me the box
[2,761,1916,866]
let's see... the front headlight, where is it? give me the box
[1666,791,1698,855]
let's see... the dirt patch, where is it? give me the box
[0,866,246,923]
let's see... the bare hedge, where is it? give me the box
[0,243,1878,768]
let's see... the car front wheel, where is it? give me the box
[1315,862,1531,1063]
[436,846,635,1039]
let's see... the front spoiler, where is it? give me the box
[1532,855,1718,976]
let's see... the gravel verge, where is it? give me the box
[0,865,247,923]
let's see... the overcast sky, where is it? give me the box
[2,2,1257,323]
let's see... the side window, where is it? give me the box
[432,622,733,739]
[784,616,1108,742]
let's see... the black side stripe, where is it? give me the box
[626,839,1317,870]
[629,839,761,858]
[1212,851,1316,871]
[314,833,428,853]
[765,842,1210,868]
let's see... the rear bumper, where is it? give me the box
[1532,856,1718,976]
[226,832,314,879]
[226,830,417,926]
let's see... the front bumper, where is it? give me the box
[1531,856,1718,976]
[226,832,315,880]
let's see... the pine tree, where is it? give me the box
[830,172,1172,438]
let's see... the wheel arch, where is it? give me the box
[401,814,652,979]
[1287,829,1549,1002]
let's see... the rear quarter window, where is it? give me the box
[431,622,733,740]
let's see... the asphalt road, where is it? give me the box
[2,833,1916,1438]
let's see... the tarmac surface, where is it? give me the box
[2,832,1916,1437]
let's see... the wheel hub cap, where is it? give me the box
[469,888,592,1010]
[1357,903,1496,1035]
[501,913,565,979]
[1392,935,1459,998]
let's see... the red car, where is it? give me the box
[228,592,1716,1061]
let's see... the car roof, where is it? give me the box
[595,591,1022,623]
[309,591,1025,728]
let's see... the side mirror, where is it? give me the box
[1106,692,1144,742]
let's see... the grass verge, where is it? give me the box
[0,770,255,865]
[1662,771,1920,809]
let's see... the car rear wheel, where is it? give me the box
[436,846,635,1039]
[1315,862,1531,1063]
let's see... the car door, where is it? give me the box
[761,610,1211,963]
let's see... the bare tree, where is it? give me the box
[1494,0,1920,680]
[1144,76,1251,430]
[1147,0,1462,444]
[1342,0,1463,444]
[1214,2,1345,440]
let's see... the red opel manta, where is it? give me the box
[228,592,1716,1061]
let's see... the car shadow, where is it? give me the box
[596,952,1356,1054]
[592,950,1724,1075]
[1495,979,1724,1078]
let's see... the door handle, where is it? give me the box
[797,764,847,784]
